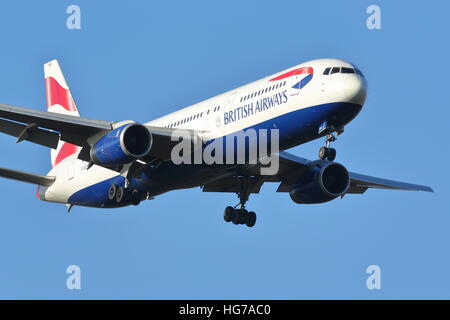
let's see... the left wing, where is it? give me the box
[345,172,433,194]
[202,151,433,194]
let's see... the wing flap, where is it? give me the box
[202,175,266,194]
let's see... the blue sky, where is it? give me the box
[0,0,448,299]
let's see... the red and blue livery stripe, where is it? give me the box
[270,67,314,90]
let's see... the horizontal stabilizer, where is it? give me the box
[0,167,55,186]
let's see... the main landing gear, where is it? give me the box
[223,178,257,228]
[108,184,141,206]
[319,133,337,161]
[224,206,256,228]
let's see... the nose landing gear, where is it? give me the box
[319,133,337,161]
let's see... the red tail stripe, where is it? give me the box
[54,142,78,166]
[45,77,77,112]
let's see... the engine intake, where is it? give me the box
[289,161,350,204]
[90,123,152,166]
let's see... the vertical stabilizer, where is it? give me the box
[44,59,81,167]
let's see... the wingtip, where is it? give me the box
[417,186,434,192]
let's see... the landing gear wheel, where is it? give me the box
[237,209,248,224]
[319,146,328,160]
[224,206,234,222]
[246,211,257,228]
[223,206,257,227]
[231,211,240,225]
[327,148,336,161]
[108,184,117,200]
[116,186,125,203]
[130,189,141,206]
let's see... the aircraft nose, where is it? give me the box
[344,75,367,105]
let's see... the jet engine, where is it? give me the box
[90,123,152,166]
[289,161,350,204]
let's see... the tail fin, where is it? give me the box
[44,59,81,167]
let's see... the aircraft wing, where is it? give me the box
[0,103,112,148]
[202,151,433,194]
[0,103,206,162]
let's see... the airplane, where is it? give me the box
[0,58,432,227]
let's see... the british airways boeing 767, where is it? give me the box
[0,59,432,227]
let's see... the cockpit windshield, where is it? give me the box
[323,67,364,77]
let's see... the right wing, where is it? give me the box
[0,103,207,163]
[0,103,112,149]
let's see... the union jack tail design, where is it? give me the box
[44,59,81,167]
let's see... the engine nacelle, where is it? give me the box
[90,123,152,166]
[289,161,350,204]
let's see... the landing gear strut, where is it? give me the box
[223,177,257,228]
[319,133,337,161]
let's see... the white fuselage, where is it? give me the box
[38,58,367,206]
